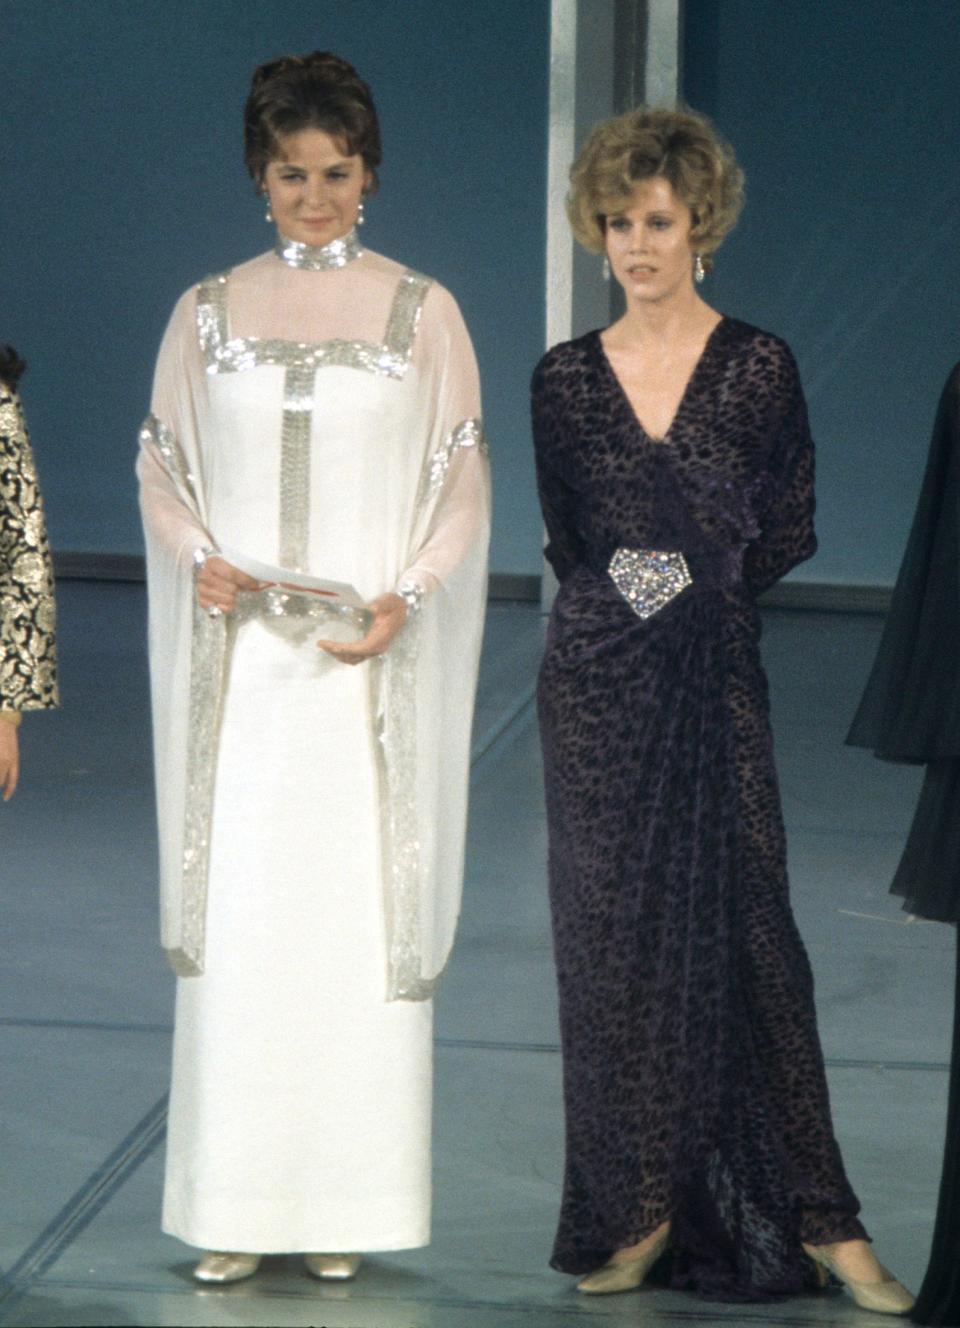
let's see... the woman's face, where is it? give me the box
[263,127,370,247]
[604,176,696,304]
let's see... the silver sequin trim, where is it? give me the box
[608,547,693,619]
[146,415,233,975]
[418,417,487,506]
[371,414,488,998]
[274,228,363,270]
[372,624,435,1001]
[176,601,233,973]
[279,363,315,570]
[140,414,198,507]
[383,271,430,372]
[197,269,431,382]
[373,417,487,1000]
[197,269,431,571]
[232,587,370,646]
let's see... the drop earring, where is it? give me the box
[356,200,365,227]
[694,253,705,284]
[602,255,610,281]
[263,192,273,224]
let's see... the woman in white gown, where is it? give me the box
[138,52,490,1284]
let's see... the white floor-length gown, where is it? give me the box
[138,229,490,1252]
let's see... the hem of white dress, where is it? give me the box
[162,1219,431,1255]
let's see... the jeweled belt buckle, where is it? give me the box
[608,547,692,619]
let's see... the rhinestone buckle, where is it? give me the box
[608,547,692,619]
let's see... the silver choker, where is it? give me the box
[274,228,363,271]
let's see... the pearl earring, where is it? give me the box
[357,200,365,227]
[263,192,273,224]
[694,253,705,284]
[602,255,610,281]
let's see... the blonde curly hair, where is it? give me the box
[567,105,744,267]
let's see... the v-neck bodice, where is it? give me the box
[594,318,727,445]
[532,315,816,601]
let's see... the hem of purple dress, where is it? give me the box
[550,1214,870,1304]
[549,1251,823,1304]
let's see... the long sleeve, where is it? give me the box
[136,289,212,572]
[531,355,584,583]
[376,280,490,997]
[137,286,221,975]
[743,344,817,598]
[395,283,490,601]
[0,380,58,714]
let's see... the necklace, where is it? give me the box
[273,228,363,271]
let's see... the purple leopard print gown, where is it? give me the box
[533,318,867,1302]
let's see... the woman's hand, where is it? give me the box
[0,720,20,801]
[316,593,409,666]
[196,555,264,615]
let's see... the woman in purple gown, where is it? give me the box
[532,106,912,1312]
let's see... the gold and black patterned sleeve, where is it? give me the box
[0,380,58,714]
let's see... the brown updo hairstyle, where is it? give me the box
[567,105,744,270]
[244,51,382,194]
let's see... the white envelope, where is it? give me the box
[218,545,367,609]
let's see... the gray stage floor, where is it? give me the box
[0,584,951,1327]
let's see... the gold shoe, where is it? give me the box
[193,1251,261,1284]
[804,1244,915,1316]
[576,1225,670,1295]
[304,1252,362,1281]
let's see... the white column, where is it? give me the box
[545,0,578,355]
[541,0,683,610]
[644,0,681,106]
[545,0,619,360]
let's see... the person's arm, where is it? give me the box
[0,378,58,800]
[0,712,20,801]
[742,341,817,598]
[531,353,584,584]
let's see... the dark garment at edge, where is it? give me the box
[847,363,960,1327]
[532,318,865,1303]
[848,363,960,924]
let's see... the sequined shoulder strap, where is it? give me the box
[196,270,231,367]
[382,269,432,372]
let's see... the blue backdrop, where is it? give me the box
[684,0,960,585]
[1,0,549,574]
[7,2,958,586]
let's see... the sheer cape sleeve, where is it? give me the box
[0,377,58,716]
[137,287,222,975]
[847,363,960,762]
[377,282,491,997]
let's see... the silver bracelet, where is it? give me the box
[395,580,425,615]
[192,545,215,576]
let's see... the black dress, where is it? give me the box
[532,318,866,1302]
[847,364,960,1326]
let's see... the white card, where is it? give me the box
[218,545,366,608]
